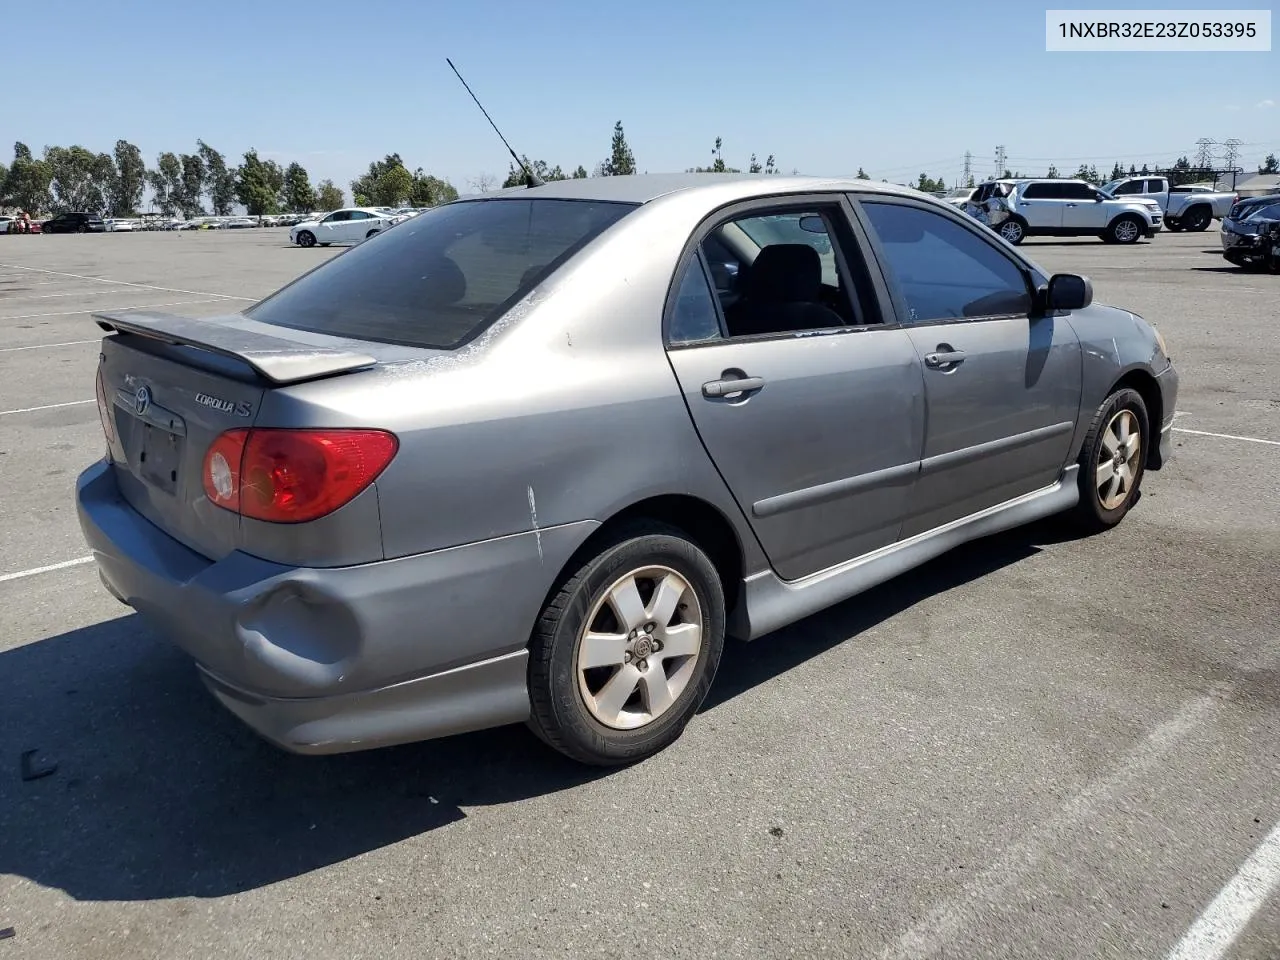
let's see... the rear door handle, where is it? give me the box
[702,376,765,397]
[924,349,966,369]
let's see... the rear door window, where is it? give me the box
[248,198,636,349]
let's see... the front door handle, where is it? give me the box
[702,376,765,398]
[924,349,966,369]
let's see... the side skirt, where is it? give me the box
[728,466,1080,640]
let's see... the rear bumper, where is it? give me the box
[75,458,598,753]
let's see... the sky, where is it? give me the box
[4,0,1277,203]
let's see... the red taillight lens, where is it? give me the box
[95,366,116,445]
[203,428,397,524]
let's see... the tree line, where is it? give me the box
[0,140,463,218]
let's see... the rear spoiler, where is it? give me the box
[93,310,377,385]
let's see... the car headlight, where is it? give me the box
[1153,327,1168,357]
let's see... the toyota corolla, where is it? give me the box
[77,173,1178,766]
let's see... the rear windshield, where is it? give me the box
[246,197,637,349]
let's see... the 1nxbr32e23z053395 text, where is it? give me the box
[1045,9,1272,50]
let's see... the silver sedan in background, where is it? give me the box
[77,173,1177,766]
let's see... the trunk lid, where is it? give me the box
[93,310,388,561]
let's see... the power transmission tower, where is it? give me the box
[963,151,973,187]
[1194,137,1217,170]
[994,145,1006,178]
[1222,138,1242,170]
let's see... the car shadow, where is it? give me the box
[0,519,1076,903]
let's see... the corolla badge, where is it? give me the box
[133,385,152,415]
[194,391,253,417]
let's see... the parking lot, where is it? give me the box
[1,227,1277,959]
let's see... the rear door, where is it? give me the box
[663,195,925,581]
[854,196,1082,537]
[1014,182,1066,228]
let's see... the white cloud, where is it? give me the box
[1258,99,1276,109]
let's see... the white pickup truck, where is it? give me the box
[1098,176,1237,232]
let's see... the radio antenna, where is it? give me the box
[446,58,543,188]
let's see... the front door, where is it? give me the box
[317,210,350,242]
[856,197,1083,537]
[664,198,926,581]
[1061,182,1109,231]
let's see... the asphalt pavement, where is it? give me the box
[0,227,1276,960]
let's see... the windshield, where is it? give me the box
[1100,179,1124,195]
[248,198,637,350]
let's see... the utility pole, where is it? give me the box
[963,151,973,188]
[994,145,1006,178]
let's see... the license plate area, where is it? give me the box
[137,420,184,495]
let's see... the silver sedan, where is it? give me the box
[76,172,1178,766]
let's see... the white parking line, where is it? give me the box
[0,556,94,584]
[1,297,234,321]
[1173,427,1280,448]
[11,288,141,300]
[0,263,256,301]
[1165,819,1280,960]
[0,399,94,416]
[880,685,1229,960]
[0,339,97,353]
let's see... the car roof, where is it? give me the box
[465,172,930,206]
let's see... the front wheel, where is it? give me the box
[1108,215,1144,244]
[1068,387,1149,533]
[527,522,726,766]
[295,230,316,248]
[365,228,380,239]
[996,218,1026,245]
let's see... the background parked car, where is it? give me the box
[1220,195,1280,268]
[41,211,106,233]
[289,207,397,247]
[989,179,1162,245]
[1098,176,1237,232]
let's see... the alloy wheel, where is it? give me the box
[575,565,703,730]
[1095,409,1142,510]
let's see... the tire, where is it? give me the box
[996,218,1026,245]
[1165,219,1184,232]
[1107,215,1144,245]
[77,224,87,234]
[1067,387,1149,534]
[1182,205,1212,232]
[527,521,726,766]
[296,230,316,248]
[365,229,379,239]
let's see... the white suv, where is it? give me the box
[992,179,1163,246]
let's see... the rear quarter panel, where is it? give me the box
[267,191,773,575]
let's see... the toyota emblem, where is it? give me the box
[133,385,152,415]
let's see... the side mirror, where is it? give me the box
[798,215,826,234]
[1046,273,1093,311]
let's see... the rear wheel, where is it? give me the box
[1068,387,1149,533]
[527,522,726,766]
[1182,205,1212,232]
[996,218,1026,245]
[365,229,380,239]
[296,230,316,248]
[1108,215,1144,244]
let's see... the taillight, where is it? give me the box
[95,365,116,445]
[203,428,397,524]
